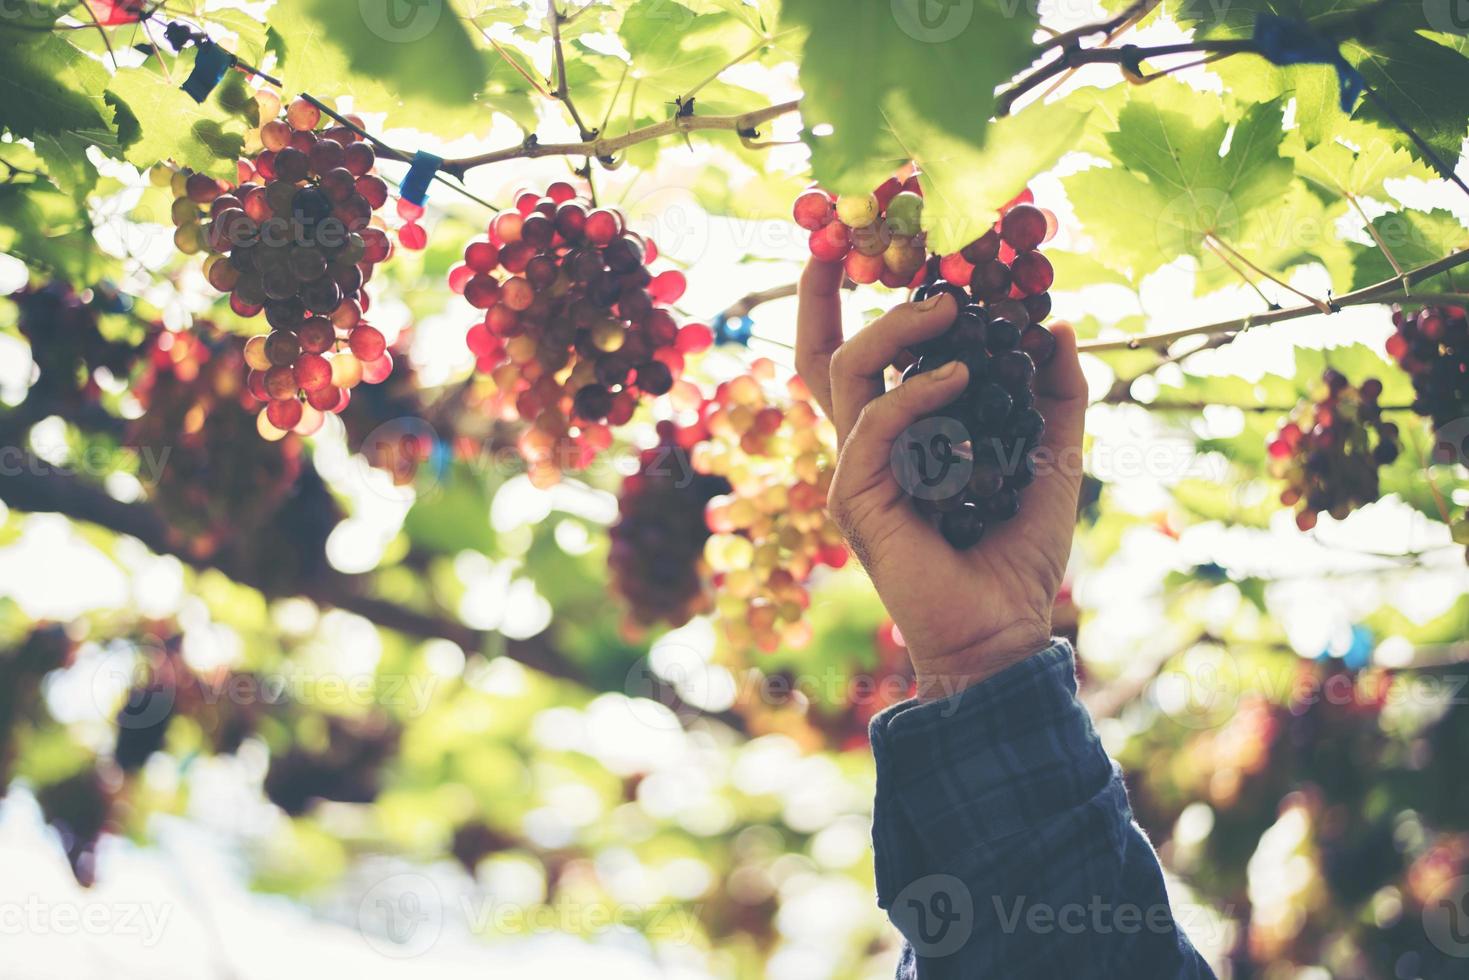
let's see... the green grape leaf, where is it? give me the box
[32,133,100,202]
[296,0,488,106]
[266,5,494,136]
[1045,249,1136,290]
[1342,32,1469,166]
[1286,123,1434,198]
[916,102,1093,254]
[1350,209,1469,290]
[106,57,246,178]
[0,184,99,281]
[569,0,757,133]
[0,27,115,144]
[785,0,1038,193]
[206,8,274,64]
[1065,85,1292,277]
[1193,181,1353,294]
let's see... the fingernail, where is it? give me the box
[916,293,948,311]
[932,361,962,380]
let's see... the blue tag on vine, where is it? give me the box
[399,151,442,207]
[180,42,234,103]
[711,313,754,347]
[1252,13,1365,110]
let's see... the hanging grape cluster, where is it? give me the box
[685,361,848,652]
[609,424,732,631]
[162,90,400,439]
[798,178,1060,548]
[1388,305,1469,435]
[1386,306,1469,556]
[456,182,713,487]
[1268,370,1401,531]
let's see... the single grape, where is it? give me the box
[885,192,924,237]
[970,260,1012,303]
[1000,204,1047,252]
[835,193,879,229]
[1010,251,1054,296]
[809,221,851,262]
[266,397,303,430]
[793,189,836,230]
[940,504,986,548]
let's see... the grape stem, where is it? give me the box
[548,3,597,142]
[1077,246,1469,354]
[443,99,803,172]
[996,0,1398,118]
[1206,234,1331,314]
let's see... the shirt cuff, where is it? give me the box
[867,639,1113,910]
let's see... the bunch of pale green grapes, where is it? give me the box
[683,358,849,653]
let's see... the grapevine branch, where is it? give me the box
[1077,246,1469,354]
[443,99,802,172]
[0,457,746,732]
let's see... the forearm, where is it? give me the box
[869,641,1216,979]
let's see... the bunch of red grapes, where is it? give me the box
[609,424,732,631]
[795,174,932,286]
[683,361,849,652]
[1268,370,1401,531]
[799,179,1059,548]
[456,182,713,487]
[162,91,399,438]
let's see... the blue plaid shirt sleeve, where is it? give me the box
[869,639,1217,979]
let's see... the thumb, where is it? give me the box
[833,361,971,493]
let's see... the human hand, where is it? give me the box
[795,259,1088,699]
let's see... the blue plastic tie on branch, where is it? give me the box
[400,151,443,208]
[711,313,754,347]
[1252,13,1365,111]
[180,42,234,103]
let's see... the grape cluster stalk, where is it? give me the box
[163,91,402,440]
[456,182,713,486]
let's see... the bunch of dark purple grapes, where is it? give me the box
[898,202,1058,549]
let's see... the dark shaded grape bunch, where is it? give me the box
[128,324,306,556]
[1385,306,1469,559]
[1269,370,1401,532]
[163,91,399,438]
[610,423,732,630]
[36,768,116,887]
[1387,305,1469,448]
[264,714,399,816]
[11,281,142,412]
[457,182,712,487]
[888,193,1058,549]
